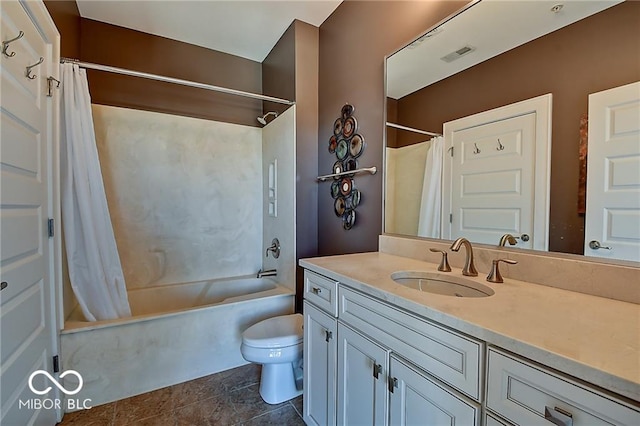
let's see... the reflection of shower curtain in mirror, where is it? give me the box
[60,63,132,321]
[418,136,443,238]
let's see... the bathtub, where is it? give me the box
[60,276,294,408]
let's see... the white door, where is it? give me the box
[388,354,480,426]
[443,94,552,250]
[585,81,640,262]
[337,323,388,426]
[303,301,337,426]
[1,1,60,424]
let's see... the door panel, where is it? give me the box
[585,81,640,261]
[337,323,388,426]
[303,301,337,426]
[389,354,480,426]
[0,1,58,424]
[443,94,551,250]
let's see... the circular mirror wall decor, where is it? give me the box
[321,103,374,230]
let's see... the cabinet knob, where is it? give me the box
[324,329,333,342]
[311,287,322,295]
[1,281,7,291]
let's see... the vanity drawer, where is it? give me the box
[339,285,483,400]
[304,270,339,316]
[486,348,639,425]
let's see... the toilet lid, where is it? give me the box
[242,314,303,348]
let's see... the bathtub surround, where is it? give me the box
[61,277,294,407]
[60,106,299,407]
[60,64,131,321]
[262,106,296,290]
[92,105,263,290]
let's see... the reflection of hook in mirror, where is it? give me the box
[2,30,24,58]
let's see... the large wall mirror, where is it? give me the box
[384,0,639,263]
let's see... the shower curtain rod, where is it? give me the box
[386,122,441,137]
[60,58,295,106]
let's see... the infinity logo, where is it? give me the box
[28,370,83,396]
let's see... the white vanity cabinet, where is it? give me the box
[303,270,482,425]
[302,268,639,426]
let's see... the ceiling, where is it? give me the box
[76,0,342,62]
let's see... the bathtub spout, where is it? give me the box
[257,269,277,278]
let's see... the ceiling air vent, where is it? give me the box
[440,45,476,63]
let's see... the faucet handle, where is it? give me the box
[429,248,451,272]
[486,258,518,283]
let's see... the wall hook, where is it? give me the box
[496,138,505,151]
[47,76,60,97]
[473,142,481,154]
[2,30,24,58]
[25,56,44,80]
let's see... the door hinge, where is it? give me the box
[449,213,453,223]
[53,355,60,373]
[48,218,55,238]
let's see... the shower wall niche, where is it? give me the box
[92,105,263,289]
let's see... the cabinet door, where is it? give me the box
[303,301,338,426]
[337,323,389,426]
[389,355,480,426]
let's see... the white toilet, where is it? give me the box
[240,313,303,404]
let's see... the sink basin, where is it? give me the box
[390,271,494,298]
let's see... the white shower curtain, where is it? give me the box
[417,136,444,238]
[60,63,131,321]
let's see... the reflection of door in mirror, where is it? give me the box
[442,95,551,250]
[584,81,640,262]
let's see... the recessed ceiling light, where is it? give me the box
[407,27,443,49]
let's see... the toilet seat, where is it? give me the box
[242,314,303,348]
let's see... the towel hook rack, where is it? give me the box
[26,57,44,80]
[2,30,24,58]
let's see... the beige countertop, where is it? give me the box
[300,252,640,403]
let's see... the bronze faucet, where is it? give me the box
[450,238,478,276]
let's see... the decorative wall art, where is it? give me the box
[321,104,372,230]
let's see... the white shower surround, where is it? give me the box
[92,105,264,289]
[261,106,296,288]
[59,106,299,410]
[61,277,294,408]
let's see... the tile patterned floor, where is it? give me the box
[58,364,304,426]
